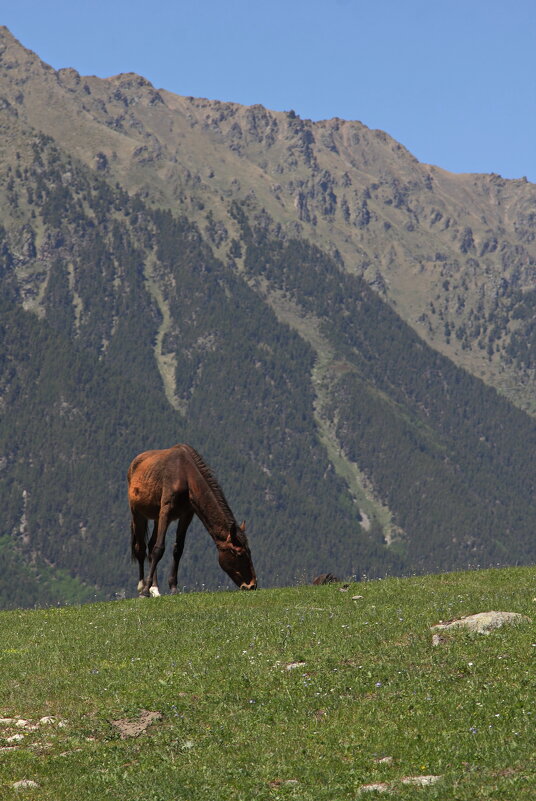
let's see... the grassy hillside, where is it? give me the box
[1,567,535,799]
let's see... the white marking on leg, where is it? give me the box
[149,586,161,598]
[137,580,145,592]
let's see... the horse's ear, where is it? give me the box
[239,520,246,533]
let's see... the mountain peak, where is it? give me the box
[0,25,49,66]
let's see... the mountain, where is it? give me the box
[0,28,534,608]
[2,27,535,416]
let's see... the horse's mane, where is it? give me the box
[182,444,245,542]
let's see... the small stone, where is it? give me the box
[6,734,25,742]
[0,718,15,724]
[285,661,306,670]
[269,778,299,788]
[12,779,39,789]
[374,756,394,764]
[39,716,56,725]
[359,782,391,793]
[401,775,441,786]
[352,595,364,600]
[15,719,30,728]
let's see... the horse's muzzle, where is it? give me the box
[240,581,257,590]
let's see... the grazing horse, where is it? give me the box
[127,443,257,597]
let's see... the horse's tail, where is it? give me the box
[130,516,148,561]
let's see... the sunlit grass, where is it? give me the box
[0,567,535,799]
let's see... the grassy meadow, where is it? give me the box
[0,567,535,799]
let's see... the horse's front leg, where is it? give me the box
[168,510,194,595]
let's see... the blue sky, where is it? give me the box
[4,1,536,181]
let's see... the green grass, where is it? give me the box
[1,567,535,799]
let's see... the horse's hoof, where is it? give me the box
[149,586,161,598]
[169,586,178,595]
[138,588,151,598]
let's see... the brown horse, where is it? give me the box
[127,443,257,596]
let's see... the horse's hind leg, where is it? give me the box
[130,511,147,595]
[147,521,161,597]
[141,503,171,598]
[168,510,193,595]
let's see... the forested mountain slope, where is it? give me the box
[0,129,406,606]
[1,26,536,414]
[0,28,535,608]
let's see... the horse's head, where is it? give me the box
[218,521,257,590]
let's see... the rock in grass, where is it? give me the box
[12,779,39,789]
[401,775,441,786]
[359,782,391,793]
[359,775,441,793]
[431,611,531,639]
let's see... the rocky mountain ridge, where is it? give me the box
[1,27,535,414]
